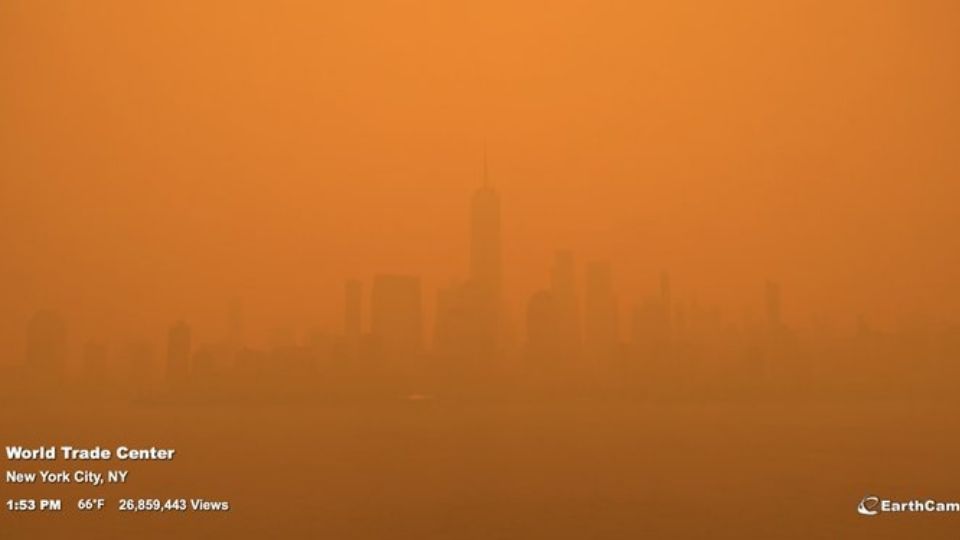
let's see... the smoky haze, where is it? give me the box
[2,1,958,361]
[3,3,960,540]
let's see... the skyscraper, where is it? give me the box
[469,157,503,353]
[470,161,502,303]
[525,251,582,365]
[434,163,503,364]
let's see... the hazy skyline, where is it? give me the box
[2,1,959,360]
[3,5,960,539]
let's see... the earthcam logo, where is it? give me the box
[858,495,960,516]
[858,496,880,516]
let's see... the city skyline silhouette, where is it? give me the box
[4,180,958,404]
[2,2,959,538]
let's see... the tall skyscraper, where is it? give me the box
[434,163,503,364]
[25,310,67,379]
[470,158,502,302]
[371,274,422,358]
[469,157,503,353]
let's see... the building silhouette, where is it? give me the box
[434,166,503,365]
[525,251,581,365]
[471,162,501,290]
[468,176,503,355]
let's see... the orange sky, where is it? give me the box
[1,0,958,356]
